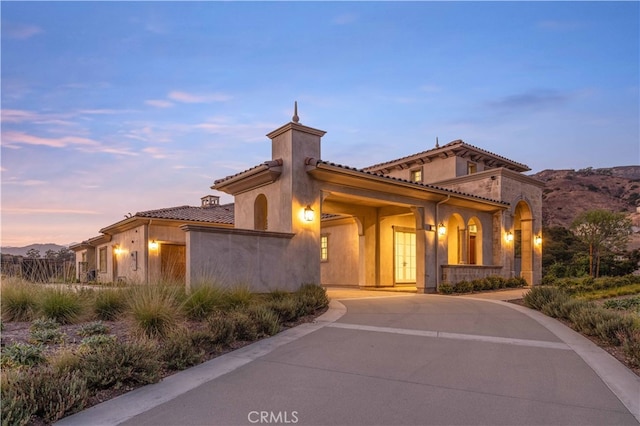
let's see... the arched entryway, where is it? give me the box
[513,201,533,285]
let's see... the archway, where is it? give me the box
[254,194,268,230]
[447,213,465,264]
[467,217,482,265]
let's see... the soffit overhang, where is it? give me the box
[307,160,508,212]
[212,160,283,195]
[433,167,546,188]
[100,217,232,236]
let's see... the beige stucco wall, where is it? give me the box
[184,226,318,292]
[147,224,187,283]
[320,219,359,286]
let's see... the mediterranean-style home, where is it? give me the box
[71,107,544,293]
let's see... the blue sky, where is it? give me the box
[1,1,638,246]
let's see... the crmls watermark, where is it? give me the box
[247,411,299,424]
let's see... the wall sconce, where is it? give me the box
[113,245,123,255]
[535,234,542,246]
[505,232,514,242]
[149,240,158,250]
[303,205,314,222]
[437,222,446,236]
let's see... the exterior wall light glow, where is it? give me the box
[535,235,542,246]
[437,222,446,236]
[505,232,514,242]
[303,205,314,222]
[114,245,123,255]
[149,240,158,250]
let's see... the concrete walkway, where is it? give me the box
[57,289,639,426]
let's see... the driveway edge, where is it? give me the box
[472,297,640,423]
[55,300,347,426]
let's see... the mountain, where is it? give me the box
[532,165,640,249]
[0,243,68,257]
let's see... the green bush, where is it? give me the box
[438,283,454,295]
[603,297,640,312]
[223,286,254,310]
[30,317,59,331]
[1,282,39,322]
[266,297,299,323]
[523,286,569,310]
[594,314,637,345]
[471,279,484,292]
[295,284,329,315]
[93,289,127,321]
[78,339,161,390]
[206,311,236,346]
[160,329,206,371]
[1,343,45,368]
[248,305,281,337]
[25,367,88,424]
[79,334,117,350]
[569,306,607,336]
[38,288,84,324]
[228,310,258,341]
[1,369,36,426]
[127,285,181,339]
[618,329,640,367]
[453,280,473,294]
[182,285,225,321]
[267,289,290,301]
[78,321,110,337]
[30,328,65,345]
[506,277,527,288]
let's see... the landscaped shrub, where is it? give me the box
[594,314,637,345]
[248,305,280,337]
[267,289,289,301]
[78,338,161,390]
[24,367,89,424]
[93,288,127,321]
[506,277,527,288]
[618,329,640,367]
[49,348,82,374]
[487,276,506,290]
[266,297,299,323]
[1,369,35,426]
[523,286,568,310]
[1,343,45,368]
[160,329,206,371]
[77,321,110,337]
[569,306,606,336]
[453,280,473,294]
[228,310,258,341]
[38,288,84,324]
[30,326,65,345]
[553,298,593,321]
[79,334,117,349]
[1,282,39,322]
[206,311,236,346]
[471,279,484,292]
[295,284,329,315]
[437,283,453,295]
[127,285,181,339]
[603,297,640,312]
[223,286,254,310]
[182,285,225,321]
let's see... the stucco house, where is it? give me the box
[72,108,544,293]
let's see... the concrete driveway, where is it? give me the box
[58,291,639,426]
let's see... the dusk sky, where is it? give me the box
[1,1,639,247]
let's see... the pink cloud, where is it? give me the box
[2,131,99,148]
[168,91,231,103]
[145,99,174,108]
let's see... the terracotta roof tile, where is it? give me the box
[136,203,235,224]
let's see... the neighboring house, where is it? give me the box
[72,108,543,292]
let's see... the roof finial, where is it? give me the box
[435,137,439,148]
[292,101,299,123]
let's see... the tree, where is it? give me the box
[25,248,41,259]
[570,209,632,277]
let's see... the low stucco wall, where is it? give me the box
[441,264,505,284]
[182,225,319,292]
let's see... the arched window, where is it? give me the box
[467,217,483,265]
[254,194,268,230]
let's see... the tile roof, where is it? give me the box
[135,203,235,224]
[364,139,529,172]
[311,159,509,206]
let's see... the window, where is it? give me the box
[410,168,422,183]
[99,247,107,273]
[320,235,328,262]
[467,162,477,174]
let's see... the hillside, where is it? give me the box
[0,243,68,257]
[532,165,640,249]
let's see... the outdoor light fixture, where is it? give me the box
[535,234,542,246]
[505,232,514,242]
[437,222,446,236]
[113,245,123,255]
[149,240,158,250]
[303,205,315,222]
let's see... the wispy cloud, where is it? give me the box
[2,179,47,187]
[2,131,99,148]
[142,146,169,159]
[3,22,43,39]
[145,99,174,108]
[168,91,232,104]
[488,89,571,111]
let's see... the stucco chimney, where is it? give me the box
[201,195,220,208]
